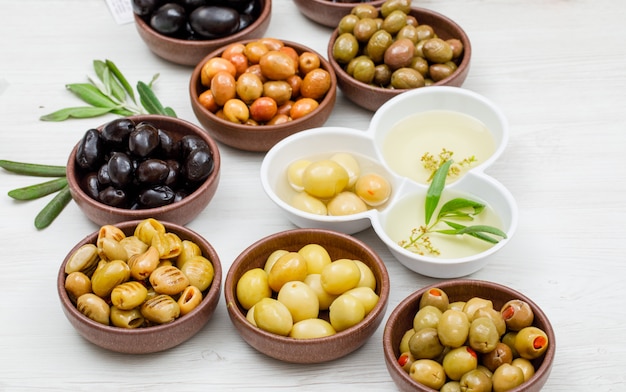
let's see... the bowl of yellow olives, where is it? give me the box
[224,228,390,363]
[327,0,471,111]
[57,219,223,354]
[383,279,555,392]
[189,37,338,152]
[66,114,221,227]
[292,0,386,28]
[132,0,272,66]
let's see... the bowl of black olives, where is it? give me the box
[383,279,555,392]
[292,0,385,28]
[327,0,471,111]
[132,0,272,66]
[57,219,223,354]
[66,114,221,226]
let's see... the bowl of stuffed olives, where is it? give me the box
[66,114,221,226]
[132,0,272,66]
[383,279,555,392]
[224,228,390,363]
[57,219,223,354]
[327,1,471,111]
[189,37,338,152]
[292,0,386,28]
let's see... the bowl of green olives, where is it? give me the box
[224,228,390,363]
[57,219,223,354]
[292,0,386,28]
[383,279,555,392]
[327,1,471,111]
[66,114,221,226]
[132,0,272,66]
[189,37,338,152]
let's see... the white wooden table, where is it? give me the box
[1,0,625,390]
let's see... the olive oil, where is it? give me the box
[382,110,496,185]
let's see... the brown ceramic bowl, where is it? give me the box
[133,0,272,66]
[328,7,471,111]
[293,0,385,28]
[66,114,221,227]
[224,228,390,363]
[189,38,337,152]
[383,279,555,391]
[57,220,223,354]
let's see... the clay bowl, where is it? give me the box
[66,114,221,227]
[383,279,555,391]
[189,38,337,152]
[327,7,471,111]
[57,220,223,354]
[293,0,385,28]
[133,0,272,66]
[224,228,390,363]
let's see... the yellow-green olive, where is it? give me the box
[381,9,407,35]
[176,239,203,269]
[409,359,446,390]
[338,14,359,35]
[413,305,443,331]
[91,259,131,298]
[141,294,180,324]
[514,326,549,359]
[133,218,165,245]
[127,246,160,281]
[289,318,336,339]
[333,32,360,64]
[419,287,450,313]
[492,363,525,392]
[96,224,126,261]
[468,316,500,354]
[149,265,190,296]
[390,68,425,89]
[380,0,411,18]
[151,231,182,260]
[459,368,493,392]
[110,281,148,310]
[110,306,144,329]
[179,255,215,292]
[236,267,272,310]
[119,235,149,259]
[65,243,99,276]
[77,293,110,325]
[437,309,470,348]
[177,285,203,316]
[365,29,393,64]
[64,271,92,303]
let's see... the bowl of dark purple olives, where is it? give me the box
[383,279,555,392]
[292,0,385,28]
[327,0,471,111]
[132,0,272,66]
[57,219,223,354]
[224,228,390,363]
[66,114,221,226]
[189,37,337,152]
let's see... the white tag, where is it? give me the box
[105,0,135,25]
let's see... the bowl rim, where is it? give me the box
[223,227,390,359]
[57,220,223,338]
[189,38,338,132]
[66,114,221,220]
[327,5,472,92]
[133,0,273,48]
[382,279,556,392]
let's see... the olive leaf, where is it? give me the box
[34,185,72,230]
[437,221,507,244]
[8,177,68,200]
[425,159,452,224]
[39,106,120,121]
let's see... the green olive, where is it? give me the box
[473,306,507,336]
[396,24,419,44]
[373,64,392,86]
[352,18,379,42]
[381,9,407,35]
[422,37,454,64]
[236,267,271,310]
[415,24,435,41]
[349,56,376,84]
[91,259,131,298]
[492,363,525,392]
[419,287,450,313]
[501,331,520,358]
[399,328,415,354]
[462,296,493,321]
[351,4,379,19]
[440,381,462,392]
[442,346,478,381]
[338,14,359,35]
[409,359,446,390]
[512,357,536,381]
[514,326,549,359]
[408,327,444,359]
[333,33,360,64]
[438,309,470,348]
[366,29,393,64]
[459,368,493,392]
[390,68,425,89]
[380,0,411,18]
[469,316,500,354]
[413,305,443,331]
[410,56,429,77]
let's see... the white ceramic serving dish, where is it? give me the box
[261,86,517,278]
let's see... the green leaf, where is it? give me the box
[425,159,453,225]
[137,80,167,115]
[0,160,66,177]
[34,185,72,230]
[163,106,177,117]
[437,197,485,220]
[103,67,127,103]
[106,59,136,104]
[440,221,507,244]
[8,177,68,200]
[65,83,117,108]
[39,106,116,121]
[93,59,107,81]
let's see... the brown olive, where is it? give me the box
[249,97,278,123]
[429,63,455,82]
[373,64,392,86]
[383,38,415,71]
[422,37,454,64]
[352,18,379,42]
[300,68,331,100]
[210,71,237,106]
[263,80,293,106]
[259,50,297,80]
[481,342,513,373]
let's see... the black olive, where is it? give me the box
[75,128,103,170]
[136,159,170,185]
[83,173,101,200]
[97,163,111,186]
[132,0,164,16]
[179,135,209,159]
[138,185,175,208]
[129,121,160,157]
[189,6,240,38]
[184,148,214,183]
[100,118,135,147]
[150,3,187,35]
[179,0,207,12]
[164,159,181,187]
[98,186,128,208]
[107,152,134,188]
[157,128,180,159]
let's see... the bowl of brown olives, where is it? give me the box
[224,228,390,363]
[292,0,386,28]
[132,0,272,66]
[189,37,338,152]
[327,0,471,111]
[383,279,555,392]
[57,219,223,354]
[66,114,221,226]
